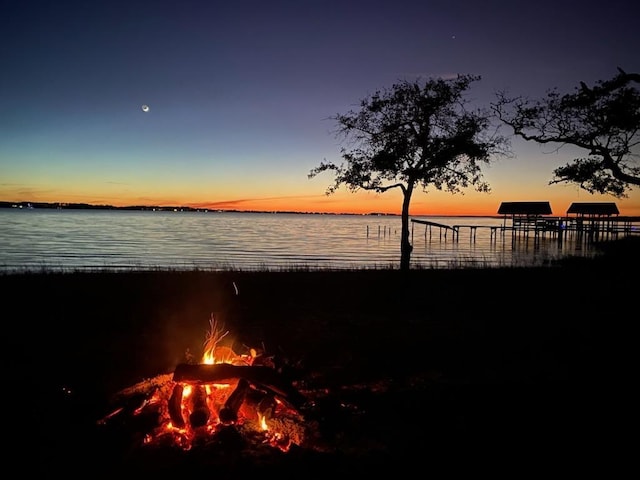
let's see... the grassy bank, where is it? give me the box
[5,258,632,391]
[3,236,636,473]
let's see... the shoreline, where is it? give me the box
[3,201,640,220]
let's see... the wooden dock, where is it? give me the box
[410,216,639,245]
[409,220,503,243]
[410,219,458,240]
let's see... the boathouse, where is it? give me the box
[497,201,554,232]
[566,202,619,217]
[497,201,553,217]
[565,202,624,239]
[498,202,556,236]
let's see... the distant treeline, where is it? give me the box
[0,201,396,216]
[0,201,201,212]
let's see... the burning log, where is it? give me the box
[168,383,185,428]
[172,363,306,409]
[257,394,278,420]
[242,387,278,420]
[219,378,250,425]
[189,386,211,428]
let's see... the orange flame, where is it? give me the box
[130,318,302,453]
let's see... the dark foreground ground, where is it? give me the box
[3,237,637,475]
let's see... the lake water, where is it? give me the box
[0,208,617,272]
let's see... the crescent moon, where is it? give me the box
[142,105,150,112]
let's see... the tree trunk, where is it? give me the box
[400,188,413,271]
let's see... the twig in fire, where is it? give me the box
[203,313,229,359]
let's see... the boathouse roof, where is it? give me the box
[497,201,553,216]
[566,202,619,216]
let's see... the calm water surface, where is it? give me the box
[0,209,605,272]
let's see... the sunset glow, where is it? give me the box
[4,185,636,217]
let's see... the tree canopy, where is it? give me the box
[492,68,640,197]
[309,74,509,270]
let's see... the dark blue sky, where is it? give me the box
[1,0,638,215]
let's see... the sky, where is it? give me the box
[1,0,639,216]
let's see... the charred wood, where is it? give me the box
[219,378,250,425]
[257,394,278,420]
[172,363,306,409]
[189,385,211,428]
[168,383,185,429]
[243,388,277,420]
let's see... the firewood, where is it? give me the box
[168,383,185,429]
[219,378,250,425]
[189,386,210,428]
[172,363,306,408]
[257,394,278,420]
[242,387,277,419]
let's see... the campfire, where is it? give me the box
[98,316,312,455]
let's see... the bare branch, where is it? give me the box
[493,69,640,197]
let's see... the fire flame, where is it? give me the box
[259,414,268,430]
[129,315,302,453]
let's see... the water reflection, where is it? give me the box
[0,209,628,272]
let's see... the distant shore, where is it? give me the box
[3,201,639,222]
[0,200,402,216]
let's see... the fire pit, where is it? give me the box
[89,314,468,474]
[98,316,316,457]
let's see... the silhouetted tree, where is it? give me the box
[309,74,509,271]
[493,68,640,197]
